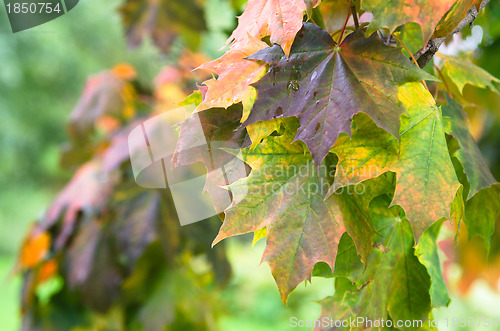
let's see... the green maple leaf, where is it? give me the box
[442,95,497,199]
[317,198,446,327]
[316,278,355,331]
[244,23,436,167]
[440,54,500,95]
[331,83,460,239]
[246,118,286,150]
[344,195,432,326]
[440,96,499,250]
[464,184,500,252]
[415,220,451,308]
[312,232,365,280]
[212,119,391,302]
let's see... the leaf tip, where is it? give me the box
[211,233,226,248]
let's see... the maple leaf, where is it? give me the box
[66,218,124,312]
[252,227,267,246]
[244,23,436,167]
[442,95,497,199]
[344,196,432,325]
[197,36,269,120]
[41,161,117,249]
[226,0,306,56]
[119,0,206,52]
[212,120,391,302]
[173,104,251,214]
[315,278,354,331]
[178,87,208,108]
[247,117,286,150]
[415,220,451,308]
[66,218,102,287]
[37,260,58,284]
[319,0,357,34]
[440,54,500,95]
[362,0,456,45]
[396,22,424,56]
[213,127,343,302]
[330,234,364,280]
[69,70,129,138]
[331,82,460,239]
[463,184,500,252]
[390,84,461,238]
[433,0,477,38]
[110,189,165,265]
[440,96,499,251]
[173,103,250,170]
[100,127,136,173]
[112,63,138,80]
[304,0,322,19]
[20,231,51,269]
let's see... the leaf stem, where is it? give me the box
[338,0,352,44]
[331,25,362,39]
[434,64,453,98]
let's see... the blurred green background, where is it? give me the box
[0,1,163,329]
[1,0,500,330]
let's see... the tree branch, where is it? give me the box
[414,0,491,68]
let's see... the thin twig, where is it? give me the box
[351,2,359,29]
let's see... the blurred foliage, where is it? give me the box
[0,0,229,329]
[0,1,164,329]
[16,57,234,329]
[0,0,163,190]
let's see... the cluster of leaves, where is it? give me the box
[18,61,232,330]
[18,0,500,330]
[169,0,500,328]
